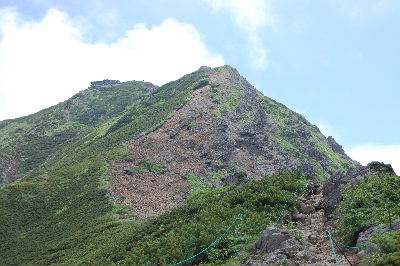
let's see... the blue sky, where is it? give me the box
[0,0,399,172]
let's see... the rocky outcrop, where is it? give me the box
[327,136,348,157]
[246,227,315,266]
[322,161,395,217]
[0,158,20,184]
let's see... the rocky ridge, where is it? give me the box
[109,66,358,217]
[322,161,395,217]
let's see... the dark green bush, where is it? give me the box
[138,159,168,173]
[337,175,400,243]
[362,232,400,266]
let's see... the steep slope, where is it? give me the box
[108,66,358,217]
[0,69,209,265]
[0,66,358,265]
[0,81,156,185]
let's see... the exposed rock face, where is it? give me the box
[246,227,315,266]
[109,66,358,217]
[1,158,20,184]
[327,136,347,157]
[322,161,395,217]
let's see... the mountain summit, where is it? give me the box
[108,66,358,216]
[0,65,360,265]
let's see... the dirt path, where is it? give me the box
[296,191,359,266]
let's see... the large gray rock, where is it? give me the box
[247,227,314,265]
[356,219,400,257]
[299,202,315,214]
[357,219,400,246]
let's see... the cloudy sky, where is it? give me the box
[0,0,399,173]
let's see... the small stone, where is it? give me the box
[294,213,306,223]
[308,234,318,244]
[328,257,336,263]
[300,202,315,214]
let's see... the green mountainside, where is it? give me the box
[0,66,376,266]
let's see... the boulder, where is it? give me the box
[299,202,315,214]
[249,227,314,265]
[357,219,400,247]
[356,219,400,257]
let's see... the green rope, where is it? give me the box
[326,231,341,266]
[169,212,244,266]
[329,232,368,249]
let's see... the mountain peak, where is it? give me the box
[105,66,358,216]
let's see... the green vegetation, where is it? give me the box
[209,86,241,119]
[124,167,145,175]
[238,111,254,125]
[190,78,209,90]
[259,94,356,178]
[2,171,307,266]
[361,232,400,266]
[137,159,168,173]
[0,69,210,265]
[0,81,151,184]
[183,173,206,193]
[337,175,400,243]
[187,122,199,131]
[210,87,224,104]
[220,88,240,113]
[183,171,227,194]
[213,65,235,72]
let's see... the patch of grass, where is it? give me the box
[210,82,220,88]
[238,111,254,125]
[182,174,206,193]
[138,159,168,173]
[107,143,130,162]
[187,122,199,131]
[259,93,356,178]
[361,232,400,266]
[189,78,209,90]
[212,110,223,119]
[210,88,225,104]
[213,65,235,72]
[124,167,146,175]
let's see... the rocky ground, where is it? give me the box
[246,188,361,266]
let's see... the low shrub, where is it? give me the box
[337,175,400,243]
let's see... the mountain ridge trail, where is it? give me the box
[294,190,361,266]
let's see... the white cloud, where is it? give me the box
[204,0,271,31]
[202,0,271,69]
[330,0,400,20]
[0,8,224,121]
[347,144,400,175]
